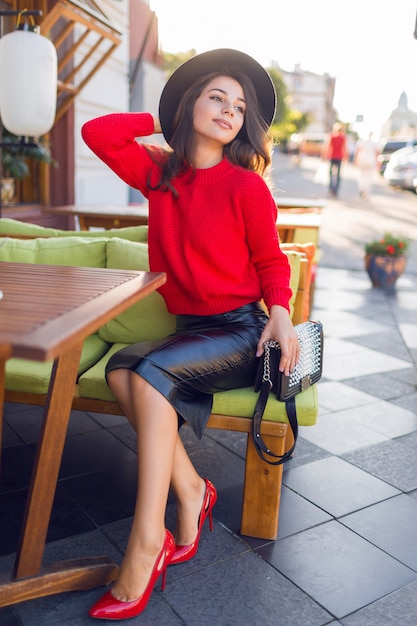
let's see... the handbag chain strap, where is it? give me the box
[252,340,298,466]
[262,339,279,385]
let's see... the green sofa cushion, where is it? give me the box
[6,334,110,394]
[98,244,299,344]
[212,384,318,426]
[78,342,318,426]
[78,343,128,401]
[0,218,65,238]
[0,218,148,242]
[0,236,107,267]
[98,238,176,343]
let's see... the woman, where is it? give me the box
[354,131,379,200]
[82,48,299,621]
[322,122,347,196]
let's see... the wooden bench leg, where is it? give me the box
[240,425,287,540]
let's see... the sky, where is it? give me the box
[149,0,417,138]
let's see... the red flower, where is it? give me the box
[386,245,395,255]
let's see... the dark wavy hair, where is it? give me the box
[147,69,273,195]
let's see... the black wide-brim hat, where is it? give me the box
[159,48,276,145]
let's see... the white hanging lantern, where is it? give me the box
[0,24,57,137]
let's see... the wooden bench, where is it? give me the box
[0,220,318,540]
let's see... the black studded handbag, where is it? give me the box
[252,321,323,465]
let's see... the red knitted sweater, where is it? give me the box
[81,113,292,315]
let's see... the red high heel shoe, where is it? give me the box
[170,478,217,565]
[89,529,175,620]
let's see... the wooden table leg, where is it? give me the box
[78,215,88,230]
[0,557,119,607]
[278,227,294,243]
[0,345,12,473]
[0,342,118,608]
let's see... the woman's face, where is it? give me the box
[192,75,245,147]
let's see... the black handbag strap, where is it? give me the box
[252,380,298,465]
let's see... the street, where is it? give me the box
[272,152,417,275]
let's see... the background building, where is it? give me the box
[381,92,417,139]
[274,62,336,134]
[76,0,165,207]
[0,0,164,226]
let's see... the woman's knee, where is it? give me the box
[108,368,151,395]
[107,368,132,393]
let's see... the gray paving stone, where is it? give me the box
[392,389,417,413]
[1,420,22,447]
[284,456,399,517]
[343,371,415,399]
[342,439,417,491]
[347,330,411,361]
[166,550,332,626]
[258,521,417,619]
[282,434,331,468]
[391,367,417,385]
[0,606,20,626]
[340,579,417,625]
[340,494,417,569]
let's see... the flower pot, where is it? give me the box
[1,177,15,203]
[365,254,407,288]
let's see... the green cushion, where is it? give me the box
[98,238,176,343]
[212,384,318,426]
[0,218,64,238]
[98,244,299,342]
[0,236,107,267]
[78,343,128,401]
[0,218,148,242]
[101,225,148,242]
[78,343,318,427]
[5,334,110,394]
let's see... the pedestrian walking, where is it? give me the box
[354,131,379,200]
[322,122,348,196]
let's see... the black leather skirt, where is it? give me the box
[105,302,268,438]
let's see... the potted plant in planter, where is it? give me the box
[1,125,56,204]
[364,233,409,288]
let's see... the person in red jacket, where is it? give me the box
[323,122,347,196]
[82,48,299,621]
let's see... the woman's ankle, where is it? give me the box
[174,477,206,544]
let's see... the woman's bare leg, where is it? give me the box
[170,437,206,546]
[107,370,207,582]
[106,369,178,601]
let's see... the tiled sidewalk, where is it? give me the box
[1,265,417,625]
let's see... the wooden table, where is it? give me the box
[45,202,321,245]
[46,204,149,230]
[0,262,166,607]
[275,196,326,211]
[277,210,322,244]
[45,201,324,238]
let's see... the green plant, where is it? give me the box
[365,233,410,257]
[1,126,56,180]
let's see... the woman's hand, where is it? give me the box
[152,115,162,134]
[256,305,300,376]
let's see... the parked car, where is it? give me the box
[377,138,417,175]
[383,145,417,191]
[286,133,302,154]
[298,133,327,157]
